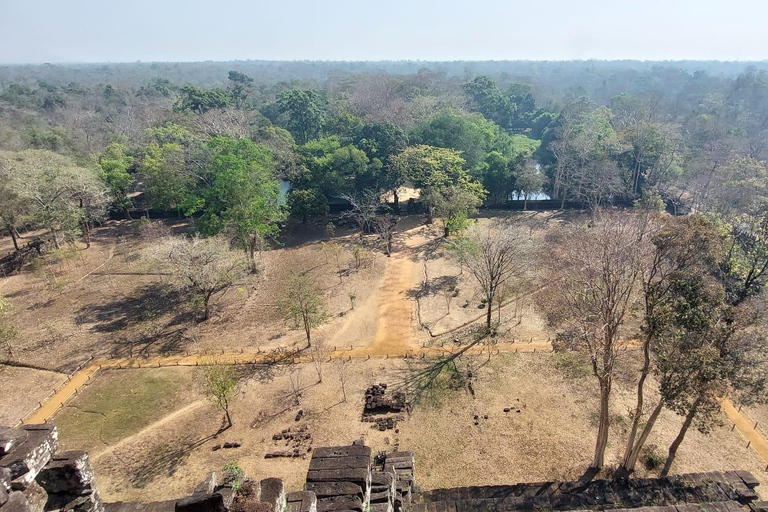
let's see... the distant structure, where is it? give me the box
[1,423,766,512]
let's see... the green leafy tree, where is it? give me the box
[227,71,254,109]
[619,216,724,475]
[427,184,486,236]
[390,145,485,223]
[98,142,134,218]
[174,86,232,114]
[354,121,409,165]
[480,150,517,205]
[515,160,545,209]
[0,159,30,251]
[201,365,239,429]
[196,137,285,272]
[1,150,107,249]
[411,110,504,171]
[138,141,192,213]
[280,270,329,348]
[277,89,325,144]
[287,188,329,223]
[462,76,515,130]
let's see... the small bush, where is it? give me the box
[223,460,245,491]
[642,444,665,471]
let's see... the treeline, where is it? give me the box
[1,61,768,254]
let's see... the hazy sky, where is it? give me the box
[3,0,768,63]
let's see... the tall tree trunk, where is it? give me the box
[660,398,701,477]
[224,405,232,428]
[591,377,611,469]
[393,189,400,213]
[485,292,493,330]
[49,226,60,249]
[203,292,212,321]
[623,400,664,472]
[248,236,259,274]
[304,317,312,348]
[82,220,92,249]
[621,332,653,472]
[8,227,19,251]
[124,207,133,220]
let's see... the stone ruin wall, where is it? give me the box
[2,423,768,512]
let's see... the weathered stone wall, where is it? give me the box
[1,425,766,512]
[0,424,102,512]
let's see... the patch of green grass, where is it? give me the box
[54,368,193,452]
[553,350,592,379]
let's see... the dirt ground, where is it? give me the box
[3,211,768,503]
[50,351,768,503]
[0,365,68,424]
[0,218,390,372]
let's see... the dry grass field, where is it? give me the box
[2,211,767,503]
[50,352,768,503]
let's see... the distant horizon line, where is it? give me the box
[3,58,768,66]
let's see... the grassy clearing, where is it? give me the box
[54,367,195,453]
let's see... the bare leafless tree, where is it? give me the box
[335,359,351,402]
[372,214,397,256]
[341,190,382,234]
[449,220,532,331]
[288,367,303,405]
[147,235,248,321]
[310,339,331,383]
[539,210,652,469]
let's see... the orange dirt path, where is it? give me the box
[369,251,417,356]
[23,364,101,424]
[720,398,768,466]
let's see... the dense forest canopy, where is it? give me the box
[2,59,768,245]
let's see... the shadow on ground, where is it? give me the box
[75,282,191,333]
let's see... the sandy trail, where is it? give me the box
[23,364,100,425]
[720,398,768,465]
[368,251,416,355]
[90,400,207,461]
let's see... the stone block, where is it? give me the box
[22,480,47,512]
[369,490,390,503]
[311,447,371,459]
[193,473,217,496]
[305,469,370,485]
[36,451,94,494]
[1,467,11,493]
[303,482,363,500]
[0,428,28,457]
[370,503,391,512]
[259,478,285,512]
[2,492,31,512]
[735,471,760,490]
[218,488,235,509]
[286,491,317,512]
[0,424,58,491]
[315,495,362,512]
[46,489,104,512]
[175,493,226,512]
[309,457,370,472]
